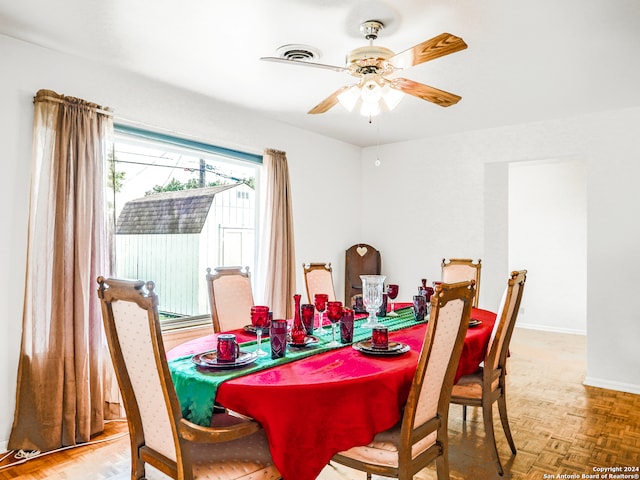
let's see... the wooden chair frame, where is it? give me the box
[97,276,278,480]
[206,266,254,333]
[441,258,482,307]
[450,270,527,475]
[332,280,476,480]
[302,262,336,303]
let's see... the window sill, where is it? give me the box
[161,320,213,352]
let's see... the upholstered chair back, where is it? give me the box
[97,278,179,468]
[441,258,482,307]
[485,270,527,373]
[206,266,254,332]
[303,262,336,303]
[407,280,475,457]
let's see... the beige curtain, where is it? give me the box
[258,148,296,319]
[8,90,114,452]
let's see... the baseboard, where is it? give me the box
[516,322,586,336]
[583,376,640,396]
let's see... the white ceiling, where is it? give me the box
[2,0,640,147]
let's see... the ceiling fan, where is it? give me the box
[260,20,467,116]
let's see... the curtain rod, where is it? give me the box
[34,94,113,117]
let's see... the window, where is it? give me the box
[108,125,261,327]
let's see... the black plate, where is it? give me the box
[352,341,410,356]
[192,350,258,369]
[243,324,270,336]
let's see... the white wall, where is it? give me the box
[358,136,485,304]
[583,109,640,393]
[360,111,640,395]
[509,159,587,334]
[0,34,362,450]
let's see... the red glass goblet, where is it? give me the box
[314,293,329,335]
[386,284,399,316]
[250,305,270,357]
[326,301,343,346]
[301,303,315,335]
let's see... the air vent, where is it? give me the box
[276,44,320,62]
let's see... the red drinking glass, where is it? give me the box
[217,333,240,362]
[326,301,343,346]
[251,305,270,327]
[314,293,329,333]
[301,303,315,335]
[250,305,270,357]
[269,319,287,359]
[340,308,354,344]
[412,295,427,322]
[386,284,399,316]
[371,326,389,349]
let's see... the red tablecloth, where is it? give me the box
[167,307,496,480]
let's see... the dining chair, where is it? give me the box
[303,262,337,303]
[345,243,381,304]
[450,269,527,476]
[441,258,482,307]
[206,266,254,333]
[96,276,281,480]
[331,280,476,480]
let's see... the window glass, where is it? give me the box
[109,128,260,326]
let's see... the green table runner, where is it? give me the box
[169,306,422,426]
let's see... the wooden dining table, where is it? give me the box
[167,306,496,480]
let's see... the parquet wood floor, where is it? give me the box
[1,327,638,479]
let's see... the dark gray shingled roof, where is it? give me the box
[116,185,238,234]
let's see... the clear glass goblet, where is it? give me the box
[360,275,386,328]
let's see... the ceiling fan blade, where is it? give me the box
[260,57,347,73]
[388,33,468,70]
[308,86,352,114]
[390,78,462,107]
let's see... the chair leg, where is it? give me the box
[498,394,517,454]
[366,473,372,480]
[435,453,450,480]
[462,404,467,422]
[133,450,145,479]
[482,402,504,476]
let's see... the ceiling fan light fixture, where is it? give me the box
[337,85,360,112]
[360,100,380,117]
[361,79,383,103]
[337,78,402,116]
[381,84,404,111]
